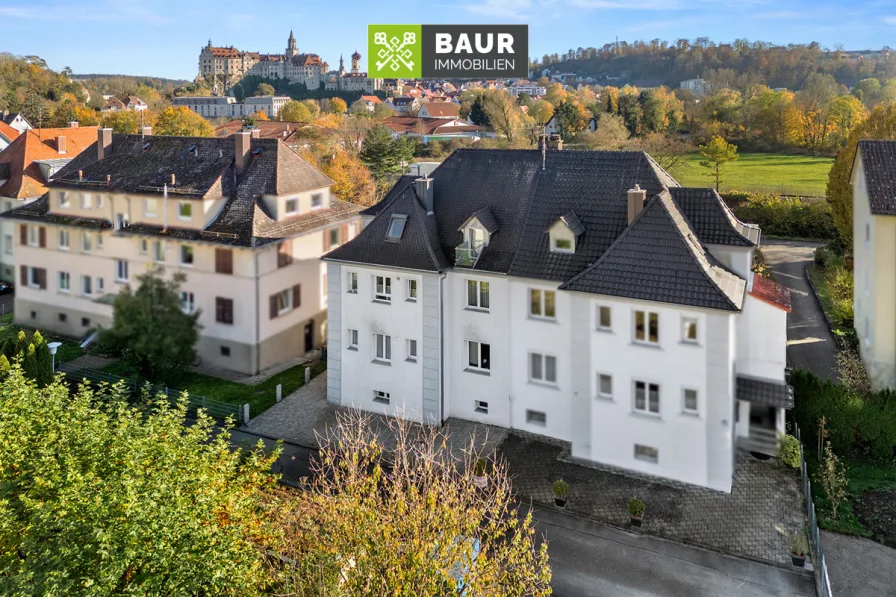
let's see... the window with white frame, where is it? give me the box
[180,245,194,266]
[386,214,407,240]
[97,277,104,293]
[58,271,70,292]
[683,388,698,414]
[139,239,148,255]
[58,229,69,250]
[466,340,490,371]
[597,373,613,399]
[276,289,292,315]
[180,291,195,314]
[373,390,390,405]
[406,279,417,301]
[373,333,392,362]
[406,339,418,361]
[347,328,359,349]
[374,275,391,301]
[329,228,340,248]
[81,232,91,252]
[285,198,298,215]
[3,234,11,254]
[551,236,573,252]
[634,310,659,344]
[474,400,489,414]
[346,271,358,293]
[80,275,92,295]
[311,193,323,208]
[153,241,165,262]
[466,279,489,310]
[634,381,660,415]
[96,233,103,249]
[81,194,91,209]
[144,198,158,217]
[178,202,192,220]
[634,444,658,463]
[115,260,128,282]
[526,410,546,426]
[27,225,38,246]
[597,305,611,331]
[529,352,557,385]
[529,288,556,319]
[682,317,698,344]
[58,191,70,208]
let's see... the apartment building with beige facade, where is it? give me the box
[1,129,361,375]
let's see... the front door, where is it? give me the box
[304,322,314,353]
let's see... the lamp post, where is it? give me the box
[47,341,62,373]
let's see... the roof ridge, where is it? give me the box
[407,186,447,271]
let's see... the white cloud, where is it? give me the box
[884,15,896,24]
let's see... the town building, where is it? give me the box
[171,96,290,120]
[851,140,896,389]
[385,96,421,114]
[1,129,361,374]
[507,82,547,97]
[0,124,99,283]
[680,78,708,97]
[214,120,339,151]
[381,117,481,144]
[322,149,792,493]
[358,95,382,112]
[101,96,148,112]
[417,103,460,119]
[0,121,19,151]
[2,113,33,134]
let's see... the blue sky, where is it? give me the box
[3,0,895,80]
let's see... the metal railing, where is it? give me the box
[796,425,834,597]
[58,362,246,425]
[454,240,484,268]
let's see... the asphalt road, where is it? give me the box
[761,241,837,381]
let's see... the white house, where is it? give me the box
[544,115,596,136]
[852,140,896,389]
[324,149,792,493]
[680,78,708,97]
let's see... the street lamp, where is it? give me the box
[47,341,62,373]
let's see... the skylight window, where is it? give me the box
[386,214,408,241]
[142,142,151,152]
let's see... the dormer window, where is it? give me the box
[285,198,298,215]
[548,211,584,254]
[386,214,407,241]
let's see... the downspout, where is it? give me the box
[255,248,261,375]
[439,272,446,424]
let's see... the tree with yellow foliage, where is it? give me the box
[699,135,739,191]
[153,106,214,137]
[328,97,347,114]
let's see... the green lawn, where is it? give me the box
[669,152,834,197]
[102,359,328,418]
[808,455,896,537]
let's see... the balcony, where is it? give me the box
[455,240,484,268]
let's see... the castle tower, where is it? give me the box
[351,50,361,74]
[286,30,297,57]
[338,54,346,76]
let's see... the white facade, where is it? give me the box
[172,96,290,120]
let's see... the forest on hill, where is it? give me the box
[534,39,896,91]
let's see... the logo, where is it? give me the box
[368,24,528,79]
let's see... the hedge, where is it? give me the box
[791,369,896,460]
[729,193,837,239]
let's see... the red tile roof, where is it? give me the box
[420,103,460,118]
[382,116,480,136]
[0,126,99,199]
[749,275,792,312]
[0,121,19,143]
[361,95,382,104]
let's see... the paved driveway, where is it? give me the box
[821,530,896,597]
[762,241,837,381]
[536,508,815,597]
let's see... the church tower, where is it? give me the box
[338,54,346,76]
[351,51,361,74]
[286,30,298,57]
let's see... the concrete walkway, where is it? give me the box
[821,530,896,597]
[762,241,838,381]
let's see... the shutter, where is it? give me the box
[341,223,349,242]
[224,299,233,324]
[215,249,233,274]
[19,224,26,246]
[37,268,46,290]
[292,284,301,308]
[269,294,278,319]
[38,227,46,248]
[20,265,26,285]
[323,229,329,251]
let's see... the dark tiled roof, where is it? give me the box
[858,140,896,215]
[325,185,449,272]
[736,375,794,409]
[750,275,792,312]
[557,211,585,236]
[0,194,112,230]
[668,187,758,246]
[469,208,499,234]
[359,176,415,217]
[560,192,745,311]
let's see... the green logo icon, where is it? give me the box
[368,24,422,78]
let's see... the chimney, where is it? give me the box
[235,131,251,173]
[97,128,113,162]
[56,135,67,155]
[414,177,434,213]
[546,133,563,150]
[170,173,176,186]
[250,128,261,139]
[106,174,111,188]
[141,125,152,136]
[627,184,647,224]
[69,121,79,128]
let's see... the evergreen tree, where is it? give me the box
[23,344,37,380]
[0,354,9,379]
[36,342,52,387]
[359,124,400,178]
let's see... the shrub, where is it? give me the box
[732,193,837,239]
[826,265,854,326]
[552,479,569,498]
[835,350,870,393]
[778,434,802,469]
[474,458,488,476]
[752,249,774,279]
[818,442,848,519]
[628,498,646,518]
[788,532,808,556]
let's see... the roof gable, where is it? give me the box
[668,187,758,246]
[0,127,99,199]
[857,140,896,216]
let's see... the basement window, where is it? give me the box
[386,214,407,241]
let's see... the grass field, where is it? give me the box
[669,152,834,197]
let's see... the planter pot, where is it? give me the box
[473,475,488,489]
[791,554,806,568]
[630,516,642,528]
[554,496,567,508]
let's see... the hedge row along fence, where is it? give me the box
[723,193,838,240]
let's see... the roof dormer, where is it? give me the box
[548,211,584,253]
[456,208,497,267]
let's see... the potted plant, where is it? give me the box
[789,532,808,568]
[552,480,569,508]
[472,458,488,489]
[628,498,645,527]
